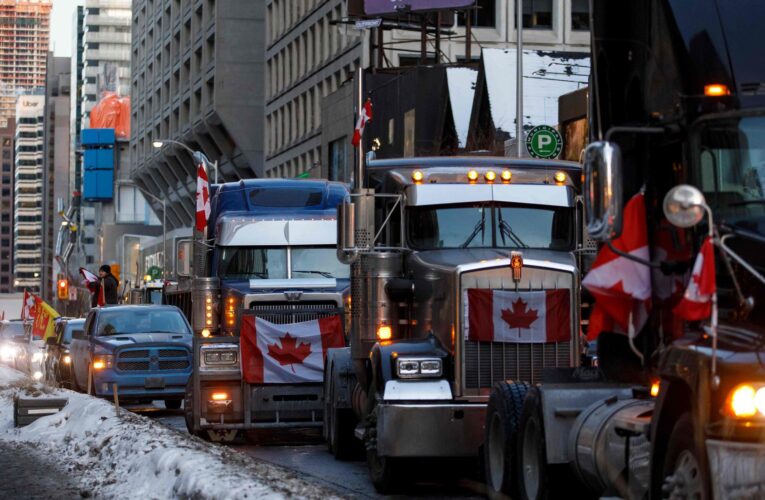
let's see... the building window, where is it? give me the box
[458,0,496,28]
[571,0,589,31]
[518,0,553,30]
[86,255,94,264]
[329,138,348,182]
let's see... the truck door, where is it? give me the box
[70,312,95,388]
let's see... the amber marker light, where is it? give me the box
[650,381,660,397]
[704,84,730,96]
[376,324,392,341]
[485,170,496,183]
[501,170,512,183]
[467,170,479,183]
[93,360,106,370]
[211,392,229,401]
[411,170,424,183]
[510,252,523,282]
[201,328,211,338]
[554,171,567,185]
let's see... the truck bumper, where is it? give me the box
[706,439,765,498]
[376,402,485,457]
[94,370,190,399]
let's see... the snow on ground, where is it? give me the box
[0,366,338,499]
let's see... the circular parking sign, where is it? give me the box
[526,125,563,159]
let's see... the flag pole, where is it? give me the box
[704,203,719,388]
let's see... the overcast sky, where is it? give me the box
[50,0,80,57]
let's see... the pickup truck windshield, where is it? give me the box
[218,246,349,279]
[407,203,574,250]
[696,115,765,238]
[97,309,190,336]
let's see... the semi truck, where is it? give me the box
[168,179,350,441]
[483,1,765,499]
[323,155,587,491]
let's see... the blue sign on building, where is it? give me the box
[82,128,115,201]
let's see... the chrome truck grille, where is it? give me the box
[460,263,579,394]
[249,301,339,324]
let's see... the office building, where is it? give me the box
[0,118,13,292]
[13,93,44,292]
[130,0,265,231]
[0,0,52,126]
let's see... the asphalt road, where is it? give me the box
[132,401,485,498]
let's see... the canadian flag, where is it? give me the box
[80,267,104,306]
[465,289,570,343]
[582,192,652,340]
[240,315,344,383]
[21,290,36,321]
[196,163,211,232]
[673,237,716,321]
[351,98,373,147]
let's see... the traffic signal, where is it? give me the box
[57,279,69,300]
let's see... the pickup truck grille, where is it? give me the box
[249,301,339,325]
[116,347,190,372]
[464,340,570,388]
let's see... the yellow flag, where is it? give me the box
[31,295,60,342]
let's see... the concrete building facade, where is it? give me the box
[0,0,52,126]
[0,118,14,292]
[42,55,70,302]
[13,93,44,292]
[130,0,265,231]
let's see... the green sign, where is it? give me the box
[147,266,162,280]
[526,125,563,159]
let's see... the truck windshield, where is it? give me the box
[696,116,765,238]
[407,203,573,250]
[218,246,349,279]
[96,309,190,336]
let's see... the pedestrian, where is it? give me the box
[99,265,120,305]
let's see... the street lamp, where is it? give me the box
[152,139,218,183]
[141,189,167,280]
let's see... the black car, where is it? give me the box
[45,318,85,388]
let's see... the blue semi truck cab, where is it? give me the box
[169,179,350,440]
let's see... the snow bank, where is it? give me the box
[0,367,336,499]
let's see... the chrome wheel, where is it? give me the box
[487,412,506,492]
[665,450,703,500]
[522,416,541,499]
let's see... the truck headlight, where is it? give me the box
[0,344,18,361]
[200,344,239,371]
[93,355,114,370]
[396,357,442,379]
[726,383,765,418]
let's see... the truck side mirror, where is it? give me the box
[583,141,623,241]
[337,202,359,264]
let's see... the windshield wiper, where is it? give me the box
[292,270,333,278]
[461,210,486,248]
[728,199,765,206]
[499,220,528,248]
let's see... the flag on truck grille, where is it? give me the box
[465,289,570,343]
[582,192,651,341]
[673,236,716,321]
[196,162,211,232]
[240,315,344,383]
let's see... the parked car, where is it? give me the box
[45,318,85,388]
[69,305,192,408]
[0,320,25,369]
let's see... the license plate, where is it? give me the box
[144,377,165,389]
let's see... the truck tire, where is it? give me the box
[326,365,359,460]
[517,386,575,500]
[183,380,199,436]
[365,395,406,494]
[484,381,529,499]
[660,413,710,500]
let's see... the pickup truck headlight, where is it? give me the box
[396,357,442,379]
[200,344,239,371]
[0,344,18,361]
[93,355,114,370]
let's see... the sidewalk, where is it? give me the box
[0,441,86,499]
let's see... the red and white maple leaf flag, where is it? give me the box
[582,192,652,340]
[80,267,105,306]
[466,289,570,343]
[352,98,373,148]
[21,290,36,321]
[673,237,716,321]
[195,163,211,232]
[240,315,344,383]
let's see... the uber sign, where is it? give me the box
[364,0,475,15]
[526,125,563,159]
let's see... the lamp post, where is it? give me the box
[140,189,167,279]
[152,139,217,183]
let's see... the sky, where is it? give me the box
[50,0,80,57]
